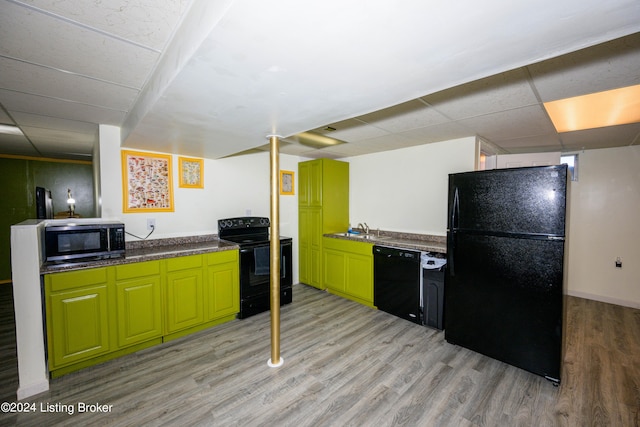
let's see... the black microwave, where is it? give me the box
[44,222,126,262]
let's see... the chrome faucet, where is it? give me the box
[357,222,370,234]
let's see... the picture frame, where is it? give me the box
[178,156,204,188]
[280,170,295,195]
[121,150,174,213]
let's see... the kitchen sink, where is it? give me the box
[335,233,390,240]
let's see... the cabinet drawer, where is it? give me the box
[47,268,108,292]
[323,237,373,256]
[115,260,160,280]
[207,250,238,265]
[166,254,203,272]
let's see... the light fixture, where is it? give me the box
[544,84,640,133]
[292,131,346,148]
[67,189,76,217]
[0,124,24,135]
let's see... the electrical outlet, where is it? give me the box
[147,218,156,231]
[615,257,622,268]
[246,209,252,216]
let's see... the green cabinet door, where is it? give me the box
[45,268,111,369]
[345,252,373,303]
[299,206,323,288]
[324,248,346,293]
[47,285,110,369]
[205,251,240,321]
[165,255,205,333]
[323,238,374,306]
[298,159,349,289]
[299,208,310,285]
[115,261,162,348]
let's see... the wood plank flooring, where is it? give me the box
[0,283,638,426]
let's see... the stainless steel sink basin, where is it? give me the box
[334,233,390,240]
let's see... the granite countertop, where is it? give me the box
[41,234,239,273]
[324,229,447,254]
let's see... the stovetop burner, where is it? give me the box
[218,216,291,247]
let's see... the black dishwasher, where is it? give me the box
[373,245,422,324]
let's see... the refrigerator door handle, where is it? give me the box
[447,232,455,276]
[451,187,460,230]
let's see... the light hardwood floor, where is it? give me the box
[0,283,638,426]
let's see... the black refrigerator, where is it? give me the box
[444,165,567,384]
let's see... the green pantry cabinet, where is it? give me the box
[44,250,238,377]
[298,159,349,289]
[323,237,374,307]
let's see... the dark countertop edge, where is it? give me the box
[324,232,446,254]
[41,240,239,274]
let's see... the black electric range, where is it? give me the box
[218,217,292,318]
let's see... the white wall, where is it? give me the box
[346,137,477,235]
[566,145,640,308]
[98,125,300,281]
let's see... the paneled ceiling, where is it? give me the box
[1,0,639,161]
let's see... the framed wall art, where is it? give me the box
[178,156,204,188]
[121,150,174,213]
[280,170,295,195]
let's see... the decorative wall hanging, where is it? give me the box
[178,156,204,188]
[280,170,295,195]
[121,150,174,213]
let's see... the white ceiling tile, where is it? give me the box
[310,119,390,143]
[398,121,475,144]
[0,109,14,125]
[528,32,640,102]
[0,133,41,157]
[0,57,139,111]
[2,90,126,125]
[458,105,556,140]
[0,1,159,87]
[23,126,95,146]
[356,100,451,132]
[10,112,97,134]
[423,68,539,120]
[20,0,191,50]
[492,134,564,153]
[559,122,640,151]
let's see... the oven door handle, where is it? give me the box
[239,247,287,279]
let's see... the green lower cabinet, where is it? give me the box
[115,261,163,348]
[43,249,240,377]
[205,251,239,321]
[324,249,347,293]
[323,238,374,307]
[45,267,111,370]
[165,255,205,334]
[48,284,110,368]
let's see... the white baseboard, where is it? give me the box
[17,380,49,400]
[567,290,640,309]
